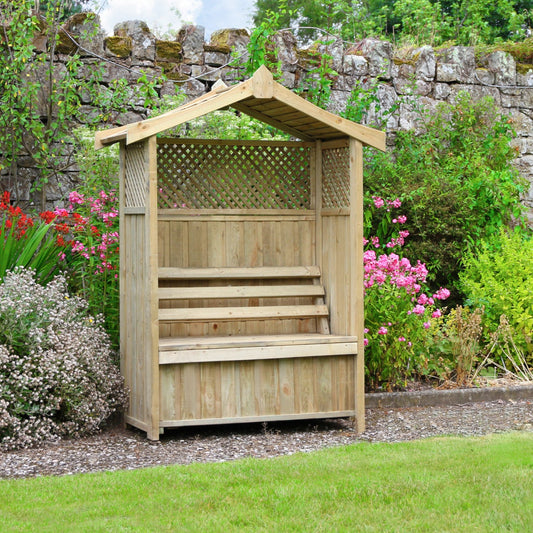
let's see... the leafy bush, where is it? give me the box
[0,268,127,451]
[0,191,63,284]
[460,229,533,359]
[364,92,527,300]
[363,196,450,390]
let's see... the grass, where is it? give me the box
[1,432,532,532]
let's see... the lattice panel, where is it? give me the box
[157,141,311,209]
[125,143,147,208]
[322,146,350,208]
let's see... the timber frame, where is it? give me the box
[96,66,386,440]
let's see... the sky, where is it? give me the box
[97,0,257,40]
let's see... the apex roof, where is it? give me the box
[95,65,386,151]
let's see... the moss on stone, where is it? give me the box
[104,36,132,58]
[204,43,230,54]
[516,62,533,75]
[156,62,188,81]
[155,40,182,61]
[210,28,248,48]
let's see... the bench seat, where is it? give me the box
[159,333,358,364]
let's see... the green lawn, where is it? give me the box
[1,432,532,532]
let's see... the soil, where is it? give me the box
[1,397,531,479]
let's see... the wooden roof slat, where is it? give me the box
[95,65,386,151]
[231,101,315,142]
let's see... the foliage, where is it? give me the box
[2,434,532,531]
[0,191,64,284]
[425,306,485,385]
[44,189,120,348]
[460,228,533,358]
[363,196,450,390]
[0,268,127,451]
[364,91,527,300]
[252,0,533,45]
[0,0,163,209]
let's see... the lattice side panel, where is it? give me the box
[124,143,147,208]
[322,146,350,209]
[157,142,311,209]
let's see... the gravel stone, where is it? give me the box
[1,399,531,479]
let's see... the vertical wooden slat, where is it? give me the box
[350,138,365,433]
[314,141,323,269]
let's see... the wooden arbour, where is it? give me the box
[95,66,386,439]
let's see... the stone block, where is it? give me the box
[114,20,156,62]
[205,51,229,66]
[104,36,132,58]
[436,46,475,83]
[208,28,250,57]
[480,51,516,86]
[270,30,299,72]
[177,25,205,64]
[360,39,392,78]
[343,53,368,76]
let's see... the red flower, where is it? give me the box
[0,191,10,209]
[55,222,70,234]
[56,235,66,247]
[40,211,56,224]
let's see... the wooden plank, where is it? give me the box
[159,333,357,350]
[157,138,313,148]
[273,82,387,150]
[200,363,221,419]
[160,410,356,427]
[157,210,316,220]
[220,361,239,418]
[147,136,161,440]
[158,265,321,280]
[159,342,357,364]
[232,101,315,142]
[159,304,329,323]
[159,284,325,300]
[350,138,365,433]
[180,363,201,420]
[278,359,295,414]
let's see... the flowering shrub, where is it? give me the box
[0,268,127,450]
[44,190,120,347]
[363,195,449,390]
[0,191,63,284]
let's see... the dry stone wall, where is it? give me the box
[4,14,533,223]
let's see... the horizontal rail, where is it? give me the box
[159,266,321,280]
[159,304,328,323]
[159,341,357,364]
[159,284,324,300]
[159,333,357,351]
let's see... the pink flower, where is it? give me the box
[378,326,388,335]
[432,309,442,318]
[372,196,385,208]
[417,294,429,305]
[434,287,451,300]
[423,321,431,329]
[398,336,406,342]
[413,304,425,315]
[364,338,369,347]
[389,198,402,208]
[397,215,407,224]
[68,191,85,205]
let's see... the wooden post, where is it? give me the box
[349,138,365,433]
[146,135,161,440]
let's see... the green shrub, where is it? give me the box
[364,92,527,301]
[0,191,63,284]
[460,229,533,358]
[0,268,127,450]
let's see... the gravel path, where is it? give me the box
[1,398,531,479]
